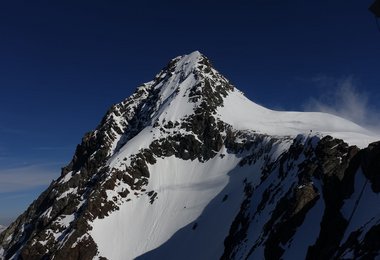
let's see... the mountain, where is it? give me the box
[1,51,380,260]
[0,226,5,235]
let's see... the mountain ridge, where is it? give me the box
[1,51,380,259]
[0,226,6,235]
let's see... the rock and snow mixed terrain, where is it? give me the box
[0,226,6,235]
[1,51,380,260]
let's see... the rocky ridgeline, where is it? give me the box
[0,226,6,235]
[222,136,380,259]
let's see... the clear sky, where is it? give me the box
[1,0,380,225]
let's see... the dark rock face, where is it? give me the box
[305,137,359,260]
[362,141,380,193]
[1,52,380,260]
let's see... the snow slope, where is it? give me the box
[91,152,242,259]
[218,87,379,148]
[91,139,291,260]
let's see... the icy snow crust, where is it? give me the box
[88,51,380,259]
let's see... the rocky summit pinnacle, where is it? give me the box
[1,52,380,260]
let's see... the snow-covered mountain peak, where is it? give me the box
[169,50,205,74]
[139,51,379,149]
[2,52,380,260]
[113,51,235,129]
[153,51,230,103]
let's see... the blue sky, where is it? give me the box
[1,0,380,225]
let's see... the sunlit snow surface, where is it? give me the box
[218,88,380,149]
[91,152,242,259]
[88,51,380,259]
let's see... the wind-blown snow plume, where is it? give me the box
[306,76,380,132]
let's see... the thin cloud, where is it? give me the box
[0,164,59,193]
[305,76,380,132]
